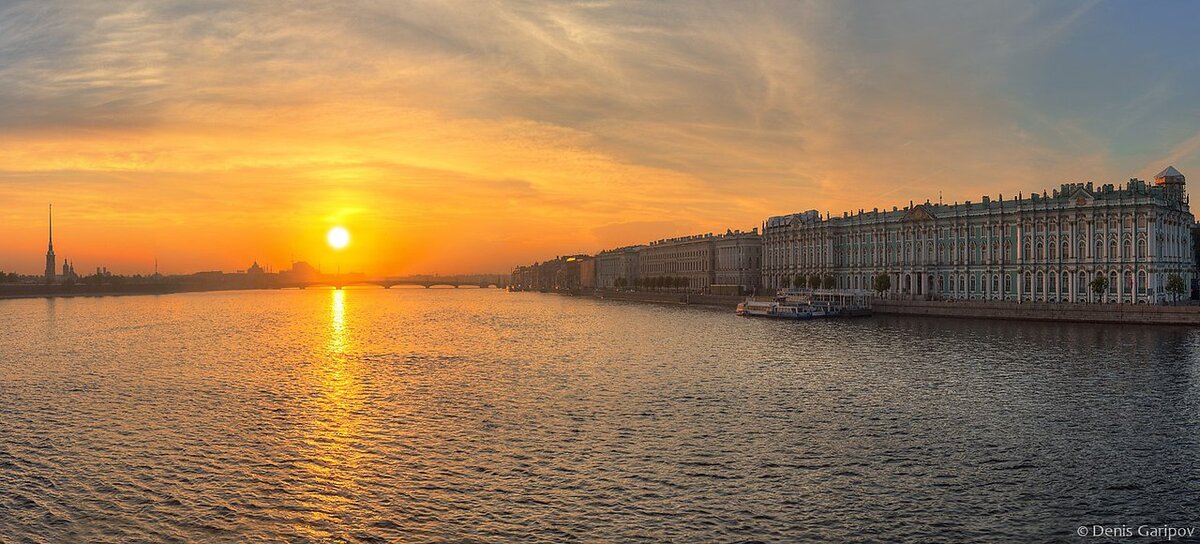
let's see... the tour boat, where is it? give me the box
[736,300,824,320]
[736,300,775,317]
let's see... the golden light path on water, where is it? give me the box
[298,289,367,539]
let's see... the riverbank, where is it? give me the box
[873,298,1200,325]
[587,290,745,309]
[570,289,1200,326]
[0,283,185,300]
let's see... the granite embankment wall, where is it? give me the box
[873,299,1200,325]
[590,290,743,309]
[0,283,184,300]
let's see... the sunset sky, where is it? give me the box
[2,0,1199,275]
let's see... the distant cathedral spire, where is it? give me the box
[44,204,56,283]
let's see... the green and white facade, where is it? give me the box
[762,167,1195,303]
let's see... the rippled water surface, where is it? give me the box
[2,289,1199,542]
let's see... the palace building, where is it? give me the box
[761,167,1195,304]
[639,228,761,292]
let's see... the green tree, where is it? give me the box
[676,277,689,289]
[1166,273,1187,302]
[822,274,836,289]
[614,277,625,288]
[792,274,804,289]
[873,273,891,295]
[1090,275,1108,301]
[808,274,822,289]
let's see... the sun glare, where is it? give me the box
[327,226,350,250]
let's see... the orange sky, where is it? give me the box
[2,1,1198,275]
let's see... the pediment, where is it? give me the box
[1065,186,1094,206]
[902,205,937,222]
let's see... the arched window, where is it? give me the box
[1096,240,1104,258]
[1049,243,1057,260]
[992,274,999,294]
[1036,272,1044,295]
[970,275,977,293]
[1123,240,1132,260]
[1110,240,1119,260]
[1137,238,1147,259]
[1048,273,1057,295]
[1037,242,1045,260]
[960,274,966,294]
[1138,270,1147,296]
[1078,272,1088,294]
[1109,271,1119,298]
[1078,240,1086,259]
[1061,242,1069,259]
[1024,272,1032,293]
[1023,242,1032,260]
[950,275,956,293]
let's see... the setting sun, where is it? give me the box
[327,226,350,250]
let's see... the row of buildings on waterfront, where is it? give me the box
[511,166,1199,304]
[511,228,763,296]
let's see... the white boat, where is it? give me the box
[736,300,822,320]
[736,300,775,317]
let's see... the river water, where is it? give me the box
[1,289,1198,542]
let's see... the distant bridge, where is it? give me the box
[282,274,508,290]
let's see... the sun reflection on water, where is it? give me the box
[296,289,370,539]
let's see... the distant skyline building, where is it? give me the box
[44,205,55,284]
